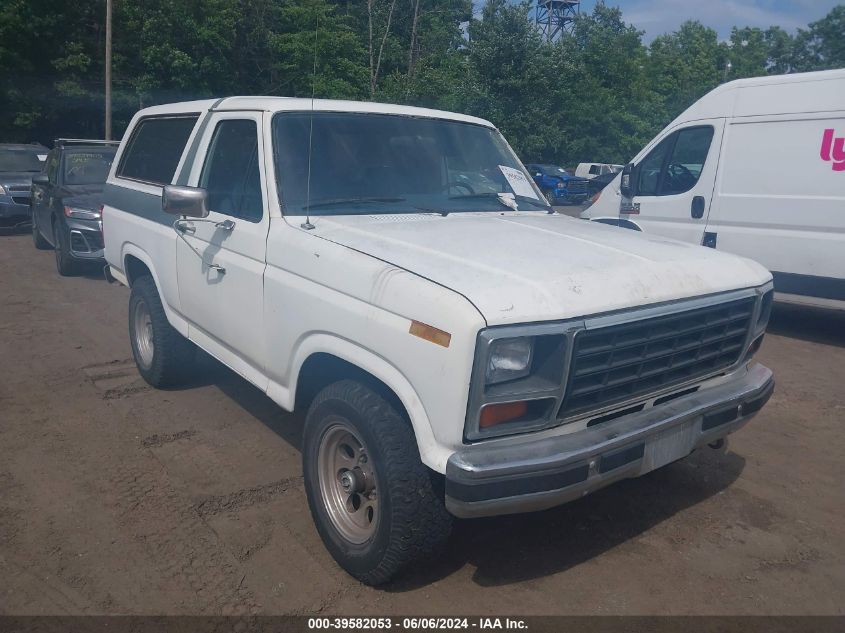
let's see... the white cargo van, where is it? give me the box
[583,69,845,310]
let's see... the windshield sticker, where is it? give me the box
[37,154,47,161]
[498,165,539,199]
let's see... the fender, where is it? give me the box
[267,333,446,472]
[120,242,191,338]
[589,217,642,232]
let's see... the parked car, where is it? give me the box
[104,97,774,585]
[0,143,48,227]
[583,68,845,311]
[575,162,623,179]
[31,139,118,275]
[525,163,590,205]
[586,169,619,197]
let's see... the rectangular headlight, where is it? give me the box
[486,337,533,385]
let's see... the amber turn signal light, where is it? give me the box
[479,401,528,428]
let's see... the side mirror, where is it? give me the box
[162,184,209,218]
[619,162,636,198]
[31,174,48,186]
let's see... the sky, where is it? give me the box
[523,0,841,41]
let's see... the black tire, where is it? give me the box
[542,189,556,204]
[53,220,79,276]
[303,380,452,585]
[128,275,195,388]
[31,210,50,249]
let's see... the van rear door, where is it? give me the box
[624,120,724,244]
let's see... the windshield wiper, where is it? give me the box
[304,196,406,210]
[448,192,552,211]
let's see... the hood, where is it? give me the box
[61,185,105,210]
[308,212,771,326]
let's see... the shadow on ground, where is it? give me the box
[767,302,845,348]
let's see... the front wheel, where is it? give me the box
[32,210,50,249]
[53,222,79,276]
[303,380,452,585]
[128,275,195,388]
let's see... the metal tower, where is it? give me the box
[535,0,580,41]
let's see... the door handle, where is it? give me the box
[691,196,706,219]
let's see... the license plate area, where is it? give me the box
[639,420,698,473]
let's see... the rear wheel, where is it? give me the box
[303,380,452,585]
[53,220,79,276]
[31,210,49,249]
[128,275,195,388]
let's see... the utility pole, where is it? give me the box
[105,0,112,140]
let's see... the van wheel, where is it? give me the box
[32,211,49,249]
[53,221,79,276]
[128,275,195,388]
[303,380,452,585]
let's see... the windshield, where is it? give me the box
[63,149,116,185]
[272,112,548,216]
[0,148,45,172]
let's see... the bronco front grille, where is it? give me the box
[559,296,755,418]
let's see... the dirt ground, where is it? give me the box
[1,232,843,616]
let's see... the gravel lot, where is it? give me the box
[1,232,843,615]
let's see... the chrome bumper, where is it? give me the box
[445,363,774,519]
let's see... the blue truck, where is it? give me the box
[525,163,590,205]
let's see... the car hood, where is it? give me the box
[308,212,772,326]
[62,185,105,209]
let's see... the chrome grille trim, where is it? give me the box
[559,296,756,418]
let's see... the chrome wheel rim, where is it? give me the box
[132,298,154,370]
[317,421,379,544]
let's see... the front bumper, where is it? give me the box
[445,363,774,518]
[64,217,104,261]
[0,197,31,220]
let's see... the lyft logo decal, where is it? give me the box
[820,128,845,171]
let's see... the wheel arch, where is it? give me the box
[121,244,190,337]
[282,336,443,471]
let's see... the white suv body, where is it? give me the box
[104,97,774,584]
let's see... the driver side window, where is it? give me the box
[636,126,714,197]
[199,119,263,222]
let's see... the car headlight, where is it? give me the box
[63,205,101,220]
[466,328,571,441]
[0,184,7,195]
[486,337,534,385]
[555,181,565,189]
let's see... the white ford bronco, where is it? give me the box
[103,97,774,585]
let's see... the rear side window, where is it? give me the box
[589,165,600,175]
[117,116,198,185]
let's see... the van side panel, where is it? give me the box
[706,113,845,297]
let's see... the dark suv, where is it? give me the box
[0,143,49,227]
[31,139,118,275]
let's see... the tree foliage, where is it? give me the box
[1,0,842,165]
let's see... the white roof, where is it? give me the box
[135,96,495,128]
[671,68,845,124]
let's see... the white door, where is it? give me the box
[176,112,269,387]
[624,121,724,244]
